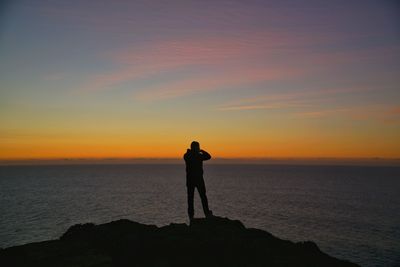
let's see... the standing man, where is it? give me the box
[184,141,213,221]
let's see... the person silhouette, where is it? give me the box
[184,141,213,221]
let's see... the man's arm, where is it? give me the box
[200,150,211,161]
[184,149,191,161]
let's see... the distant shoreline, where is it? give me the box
[1,157,400,167]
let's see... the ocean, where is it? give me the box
[0,164,399,267]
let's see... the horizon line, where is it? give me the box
[1,157,400,167]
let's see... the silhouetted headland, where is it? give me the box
[0,216,359,267]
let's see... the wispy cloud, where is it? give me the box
[134,67,305,101]
[294,108,351,118]
[42,72,68,81]
[218,102,309,111]
[293,105,400,123]
[379,106,400,123]
[80,30,376,97]
[218,85,376,111]
[217,85,400,125]
[81,34,312,92]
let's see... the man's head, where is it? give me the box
[190,141,200,152]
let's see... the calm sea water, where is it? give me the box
[0,164,399,267]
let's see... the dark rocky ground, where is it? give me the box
[0,216,360,267]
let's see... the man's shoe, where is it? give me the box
[206,210,213,218]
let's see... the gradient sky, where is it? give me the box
[1,0,399,160]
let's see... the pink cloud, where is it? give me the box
[219,86,376,109]
[292,105,400,123]
[381,106,400,123]
[43,72,68,81]
[306,45,400,67]
[387,107,400,115]
[81,32,345,93]
[294,108,351,118]
[134,67,305,101]
[217,86,398,124]
[79,29,398,104]
[218,102,309,111]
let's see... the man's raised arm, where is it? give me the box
[200,150,211,161]
[184,149,191,161]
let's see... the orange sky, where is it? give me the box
[1,1,399,161]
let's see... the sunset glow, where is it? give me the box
[1,1,399,161]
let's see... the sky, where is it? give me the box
[0,0,399,161]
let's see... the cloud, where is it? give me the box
[134,67,305,101]
[294,108,351,118]
[78,26,399,104]
[80,31,355,95]
[217,86,400,125]
[218,102,309,111]
[43,72,68,81]
[387,107,400,115]
[381,106,400,123]
[218,85,376,111]
[293,105,400,123]
[82,34,306,91]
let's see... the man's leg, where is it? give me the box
[187,185,195,220]
[197,178,211,217]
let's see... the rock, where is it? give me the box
[0,216,360,267]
